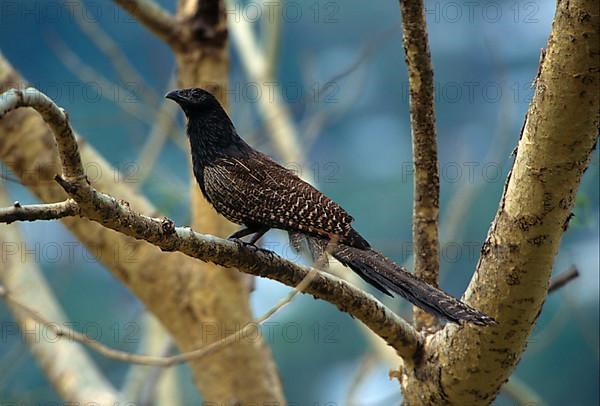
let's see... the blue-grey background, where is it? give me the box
[0,0,598,404]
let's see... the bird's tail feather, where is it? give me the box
[331,245,496,326]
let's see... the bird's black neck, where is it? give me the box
[186,109,252,168]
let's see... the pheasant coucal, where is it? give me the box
[166,88,495,326]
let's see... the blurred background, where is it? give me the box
[0,0,598,404]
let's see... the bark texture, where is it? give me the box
[400,0,599,403]
[399,0,441,331]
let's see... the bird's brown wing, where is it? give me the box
[203,152,370,249]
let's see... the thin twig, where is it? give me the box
[48,35,185,150]
[0,267,318,367]
[0,199,79,223]
[399,0,440,331]
[69,4,185,150]
[317,24,400,101]
[250,24,400,155]
[548,266,579,293]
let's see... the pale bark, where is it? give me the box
[399,0,441,331]
[400,0,599,403]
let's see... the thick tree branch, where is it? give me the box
[0,87,422,361]
[398,0,441,331]
[49,177,425,359]
[400,0,599,403]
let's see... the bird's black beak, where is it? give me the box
[165,90,185,104]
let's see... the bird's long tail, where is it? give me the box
[331,245,496,326]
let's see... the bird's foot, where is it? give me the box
[227,226,270,245]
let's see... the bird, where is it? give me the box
[166,87,496,326]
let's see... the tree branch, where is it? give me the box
[1,89,83,179]
[0,199,79,223]
[548,266,579,293]
[398,0,441,331]
[0,87,422,361]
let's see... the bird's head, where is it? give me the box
[165,88,223,117]
[165,88,250,159]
